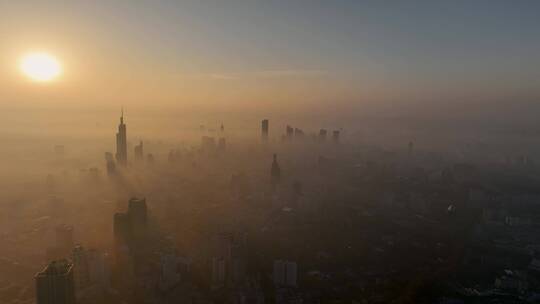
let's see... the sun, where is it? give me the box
[20,52,62,82]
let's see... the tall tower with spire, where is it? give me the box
[116,108,128,167]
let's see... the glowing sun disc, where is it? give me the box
[20,53,61,81]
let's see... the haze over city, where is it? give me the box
[1,1,540,304]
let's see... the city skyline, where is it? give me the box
[2,2,540,304]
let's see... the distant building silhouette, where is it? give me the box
[134,141,144,161]
[201,136,216,154]
[202,136,216,147]
[271,154,281,188]
[159,253,191,291]
[115,109,127,166]
[212,257,226,288]
[286,125,294,140]
[319,129,327,141]
[35,259,76,304]
[113,213,130,247]
[261,119,269,141]
[128,197,148,237]
[104,152,116,176]
[72,245,90,290]
[210,232,247,289]
[332,130,340,143]
[146,153,155,165]
[273,260,297,287]
[72,245,110,292]
[114,198,148,250]
[294,128,304,139]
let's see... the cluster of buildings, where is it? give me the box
[260,119,340,144]
[29,111,540,304]
[36,238,111,304]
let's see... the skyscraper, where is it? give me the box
[261,119,269,141]
[114,197,148,248]
[72,245,90,290]
[104,152,116,176]
[134,141,143,161]
[35,259,76,304]
[128,197,148,237]
[72,245,111,292]
[113,213,131,247]
[115,109,127,167]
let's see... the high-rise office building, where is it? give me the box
[113,213,130,247]
[134,141,144,161]
[35,260,76,304]
[114,197,148,251]
[115,110,127,167]
[261,119,269,141]
[72,246,110,292]
[72,245,90,290]
[128,197,147,237]
[209,232,247,288]
[104,152,116,176]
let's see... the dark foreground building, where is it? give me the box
[114,197,148,247]
[35,259,76,304]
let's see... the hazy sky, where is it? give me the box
[1,0,540,117]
